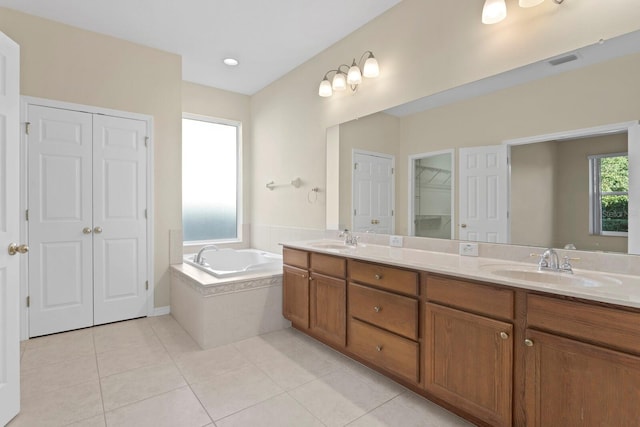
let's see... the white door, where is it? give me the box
[353,151,394,234]
[0,30,21,426]
[27,105,94,336]
[92,114,147,325]
[459,145,508,243]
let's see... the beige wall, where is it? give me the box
[182,82,252,250]
[0,8,182,308]
[250,0,640,239]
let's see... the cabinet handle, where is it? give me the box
[373,306,382,313]
[499,332,509,340]
[302,274,307,279]
[374,274,382,280]
[524,339,534,347]
[376,345,383,352]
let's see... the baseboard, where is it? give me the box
[152,306,171,316]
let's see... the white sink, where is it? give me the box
[481,264,622,288]
[308,241,355,251]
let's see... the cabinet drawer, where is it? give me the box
[426,275,514,320]
[527,294,640,355]
[349,283,418,340]
[349,260,418,296]
[349,318,419,383]
[283,247,309,269]
[311,252,346,278]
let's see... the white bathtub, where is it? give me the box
[183,248,283,278]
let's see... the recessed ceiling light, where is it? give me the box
[223,58,239,66]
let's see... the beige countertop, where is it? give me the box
[282,239,640,309]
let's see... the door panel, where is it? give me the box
[28,105,93,337]
[353,152,394,233]
[92,115,147,325]
[0,30,20,426]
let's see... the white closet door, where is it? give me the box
[28,105,94,337]
[92,114,147,325]
[353,152,394,234]
[0,30,21,426]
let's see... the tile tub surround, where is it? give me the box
[284,239,640,309]
[170,264,290,349]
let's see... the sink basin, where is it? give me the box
[308,242,354,250]
[481,264,621,288]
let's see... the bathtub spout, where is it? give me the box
[194,244,220,265]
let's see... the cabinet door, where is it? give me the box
[425,303,513,427]
[525,329,640,426]
[310,273,346,347]
[283,265,309,328]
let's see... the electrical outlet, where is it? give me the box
[389,235,404,247]
[459,242,479,257]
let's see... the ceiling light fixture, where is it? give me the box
[318,51,379,98]
[482,0,564,25]
[223,58,239,66]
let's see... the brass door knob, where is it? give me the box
[83,227,92,234]
[8,243,29,256]
[94,226,103,234]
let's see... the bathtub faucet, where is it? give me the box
[194,244,220,265]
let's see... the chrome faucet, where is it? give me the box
[194,244,219,265]
[537,248,574,273]
[339,229,359,246]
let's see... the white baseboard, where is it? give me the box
[152,306,171,316]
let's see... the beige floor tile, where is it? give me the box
[25,328,94,350]
[65,414,107,426]
[104,386,211,427]
[215,393,324,427]
[21,354,99,398]
[9,380,103,427]
[148,314,190,338]
[157,329,202,356]
[100,361,187,411]
[289,369,402,427]
[174,343,252,385]
[347,392,474,427]
[21,332,95,370]
[97,338,172,377]
[191,364,284,420]
[93,320,159,354]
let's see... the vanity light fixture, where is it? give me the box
[318,51,379,98]
[482,0,564,25]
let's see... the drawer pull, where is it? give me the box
[373,306,382,313]
[374,274,382,280]
[499,332,509,340]
[376,345,383,352]
[524,339,534,347]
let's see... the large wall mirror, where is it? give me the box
[326,30,640,255]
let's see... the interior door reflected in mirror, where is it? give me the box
[409,150,453,239]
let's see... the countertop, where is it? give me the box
[282,239,640,310]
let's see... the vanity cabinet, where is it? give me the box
[309,252,347,347]
[424,275,515,427]
[524,294,640,426]
[282,248,310,329]
[347,260,421,383]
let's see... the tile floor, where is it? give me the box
[9,315,474,427]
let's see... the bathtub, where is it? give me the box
[183,248,283,278]
[171,248,289,349]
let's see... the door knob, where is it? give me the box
[461,224,467,228]
[83,227,92,234]
[8,243,29,256]
[94,226,103,234]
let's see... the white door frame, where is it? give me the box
[504,120,639,255]
[351,149,395,234]
[19,96,155,340]
[408,149,455,237]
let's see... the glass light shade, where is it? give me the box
[482,0,507,24]
[347,63,362,85]
[519,0,544,7]
[362,57,379,78]
[318,78,332,97]
[332,72,347,91]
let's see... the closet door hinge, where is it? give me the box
[145,281,149,291]
[26,296,30,307]
[25,209,29,221]
[145,137,149,147]
[144,209,147,219]
[25,122,31,135]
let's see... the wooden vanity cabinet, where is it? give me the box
[309,252,347,347]
[524,294,640,426]
[282,248,310,328]
[424,275,515,427]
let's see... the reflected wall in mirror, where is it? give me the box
[326,31,640,255]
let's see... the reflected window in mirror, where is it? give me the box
[589,153,629,236]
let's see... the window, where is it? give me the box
[182,115,240,243]
[589,153,628,236]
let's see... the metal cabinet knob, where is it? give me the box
[499,332,509,340]
[524,339,534,347]
[376,345,383,352]
[373,306,382,313]
[374,274,382,280]
[94,226,103,234]
[83,227,92,234]
[8,243,29,256]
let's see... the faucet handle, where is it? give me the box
[560,256,575,273]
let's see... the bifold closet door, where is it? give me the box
[92,114,147,325]
[28,105,94,337]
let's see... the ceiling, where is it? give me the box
[0,0,402,95]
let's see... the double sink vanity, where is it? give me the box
[281,239,640,426]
